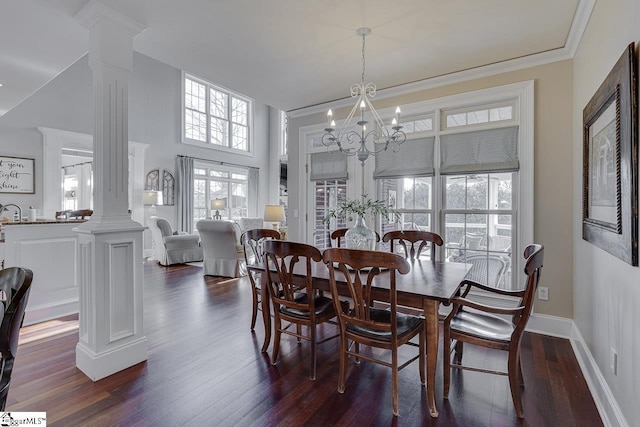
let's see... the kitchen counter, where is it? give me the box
[4,219,86,225]
[3,221,86,324]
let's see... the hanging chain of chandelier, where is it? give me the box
[322,27,406,166]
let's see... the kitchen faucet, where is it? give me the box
[0,203,22,222]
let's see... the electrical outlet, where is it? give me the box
[610,348,618,375]
[538,287,549,301]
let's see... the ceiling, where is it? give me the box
[0,0,588,117]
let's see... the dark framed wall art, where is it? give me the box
[582,42,638,266]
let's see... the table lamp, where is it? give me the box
[143,190,163,215]
[263,204,285,230]
[211,198,226,220]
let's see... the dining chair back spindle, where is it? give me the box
[443,243,544,418]
[331,228,381,248]
[382,230,443,261]
[241,228,280,330]
[322,248,425,416]
[263,240,346,380]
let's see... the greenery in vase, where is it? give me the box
[322,195,398,224]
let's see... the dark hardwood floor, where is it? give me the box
[6,262,602,426]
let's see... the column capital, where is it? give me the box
[75,1,145,72]
[75,1,145,36]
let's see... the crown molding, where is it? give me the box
[288,0,594,120]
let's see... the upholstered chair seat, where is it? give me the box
[449,309,513,342]
[346,308,424,342]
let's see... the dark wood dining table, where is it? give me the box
[250,257,471,417]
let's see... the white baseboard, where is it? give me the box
[23,299,79,326]
[570,325,629,427]
[525,314,627,427]
[526,313,573,338]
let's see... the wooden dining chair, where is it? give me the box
[382,230,443,261]
[0,267,34,410]
[67,209,93,219]
[241,228,281,331]
[443,244,544,418]
[54,210,70,219]
[331,227,381,247]
[263,240,347,380]
[322,248,425,416]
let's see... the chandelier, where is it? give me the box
[322,27,406,165]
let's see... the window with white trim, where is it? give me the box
[184,74,252,152]
[193,163,249,230]
[377,102,520,290]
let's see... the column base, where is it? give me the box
[76,337,148,381]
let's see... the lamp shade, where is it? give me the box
[211,198,226,210]
[263,204,285,223]
[144,190,163,206]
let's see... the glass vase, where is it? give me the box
[345,215,376,250]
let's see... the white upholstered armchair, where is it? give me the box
[148,216,203,266]
[196,220,245,277]
[239,217,264,233]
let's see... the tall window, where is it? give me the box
[193,163,249,229]
[442,173,514,289]
[184,74,251,152]
[376,101,519,289]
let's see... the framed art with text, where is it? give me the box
[582,42,638,265]
[0,156,35,193]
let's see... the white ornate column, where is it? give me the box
[74,1,147,381]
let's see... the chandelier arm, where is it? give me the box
[335,92,364,141]
[362,96,391,139]
[361,130,392,155]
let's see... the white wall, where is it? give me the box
[0,52,278,231]
[573,0,640,424]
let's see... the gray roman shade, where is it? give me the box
[309,151,348,181]
[373,137,435,179]
[440,126,519,175]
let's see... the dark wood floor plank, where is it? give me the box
[5,261,602,426]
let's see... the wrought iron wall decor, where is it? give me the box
[162,170,175,206]
[145,170,159,191]
[145,169,175,206]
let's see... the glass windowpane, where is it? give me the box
[467,110,489,124]
[490,106,513,121]
[446,113,466,127]
[232,97,248,125]
[211,118,228,146]
[414,118,433,131]
[232,124,248,150]
[466,175,488,209]
[444,176,466,209]
[210,89,228,118]
[185,110,207,141]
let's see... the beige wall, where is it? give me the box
[288,59,574,319]
[572,0,640,424]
